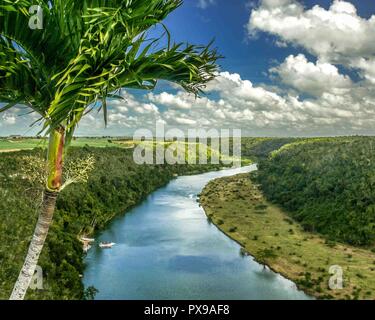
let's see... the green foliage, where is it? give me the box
[83,286,99,300]
[254,204,268,211]
[0,147,222,299]
[256,137,375,246]
[257,248,277,264]
[240,138,298,161]
[0,0,220,136]
[217,219,224,225]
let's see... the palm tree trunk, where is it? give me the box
[10,127,65,300]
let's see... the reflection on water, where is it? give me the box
[168,255,220,273]
[83,165,311,300]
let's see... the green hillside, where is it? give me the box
[0,146,224,299]
[256,137,375,246]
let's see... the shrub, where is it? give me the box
[229,227,237,233]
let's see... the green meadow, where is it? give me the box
[0,138,134,151]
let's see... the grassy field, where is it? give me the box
[200,173,375,300]
[0,138,46,151]
[0,137,134,151]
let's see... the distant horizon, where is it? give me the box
[2,134,375,139]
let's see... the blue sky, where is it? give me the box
[164,0,297,84]
[2,0,375,137]
[161,0,375,83]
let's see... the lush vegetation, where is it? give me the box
[0,146,223,299]
[200,173,375,300]
[1,0,220,299]
[240,137,298,161]
[3,135,375,299]
[201,136,375,299]
[256,137,375,246]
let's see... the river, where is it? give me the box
[83,165,310,300]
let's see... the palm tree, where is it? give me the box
[0,0,220,300]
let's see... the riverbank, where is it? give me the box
[200,173,375,300]
[0,147,227,299]
[83,164,310,300]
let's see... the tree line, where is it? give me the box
[255,137,375,246]
[0,146,223,299]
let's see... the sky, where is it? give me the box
[1,0,375,137]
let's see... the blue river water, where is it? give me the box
[83,165,310,300]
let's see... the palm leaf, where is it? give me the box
[0,0,221,137]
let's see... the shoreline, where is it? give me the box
[79,163,236,296]
[202,205,313,298]
[199,173,375,300]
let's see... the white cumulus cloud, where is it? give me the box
[248,0,375,64]
[2,1,375,137]
[270,54,353,96]
[146,71,375,136]
[2,114,16,125]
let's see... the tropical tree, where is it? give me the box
[0,0,220,300]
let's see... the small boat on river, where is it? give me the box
[99,242,116,249]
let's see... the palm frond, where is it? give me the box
[0,0,221,137]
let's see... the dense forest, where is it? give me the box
[2,136,374,299]
[240,137,297,161]
[0,146,223,299]
[256,137,375,246]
